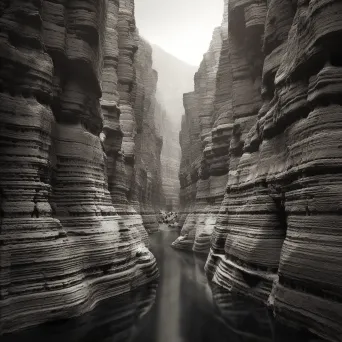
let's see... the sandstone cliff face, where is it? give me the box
[174,19,229,253]
[131,37,163,233]
[105,0,156,245]
[0,0,158,333]
[205,0,342,340]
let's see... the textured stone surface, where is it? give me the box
[0,0,158,333]
[154,102,181,211]
[151,45,196,212]
[174,4,231,254]
[131,37,163,233]
[205,0,342,340]
[105,0,158,244]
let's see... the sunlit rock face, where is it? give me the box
[0,0,158,333]
[174,7,230,254]
[205,0,342,340]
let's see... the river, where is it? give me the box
[3,225,325,342]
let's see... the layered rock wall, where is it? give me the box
[2,281,158,342]
[150,44,196,213]
[131,37,163,233]
[0,0,158,333]
[174,10,231,253]
[105,0,153,246]
[205,0,342,340]
[154,102,181,211]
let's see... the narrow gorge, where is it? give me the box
[1,0,342,342]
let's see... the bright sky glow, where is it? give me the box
[135,0,224,66]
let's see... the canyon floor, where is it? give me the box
[2,225,326,342]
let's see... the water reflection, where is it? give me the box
[146,226,326,342]
[2,226,327,342]
[211,283,273,341]
[2,281,158,342]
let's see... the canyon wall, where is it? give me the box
[132,36,163,233]
[151,45,197,212]
[0,0,159,333]
[174,11,230,253]
[154,102,181,211]
[203,0,342,341]
[151,44,198,130]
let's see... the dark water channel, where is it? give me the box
[3,225,326,342]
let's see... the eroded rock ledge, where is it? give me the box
[0,0,160,333]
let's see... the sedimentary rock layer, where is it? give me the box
[174,4,231,254]
[131,36,164,233]
[150,45,196,212]
[0,0,158,333]
[154,103,181,211]
[205,0,342,340]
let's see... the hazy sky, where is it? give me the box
[135,0,224,66]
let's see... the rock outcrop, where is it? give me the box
[204,0,342,341]
[0,0,158,334]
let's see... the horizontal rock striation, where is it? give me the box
[0,0,158,334]
[106,0,152,247]
[150,45,196,213]
[176,92,202,249]
[205,0,342,340]
[174,5,231,254]
[131,36,163,233]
